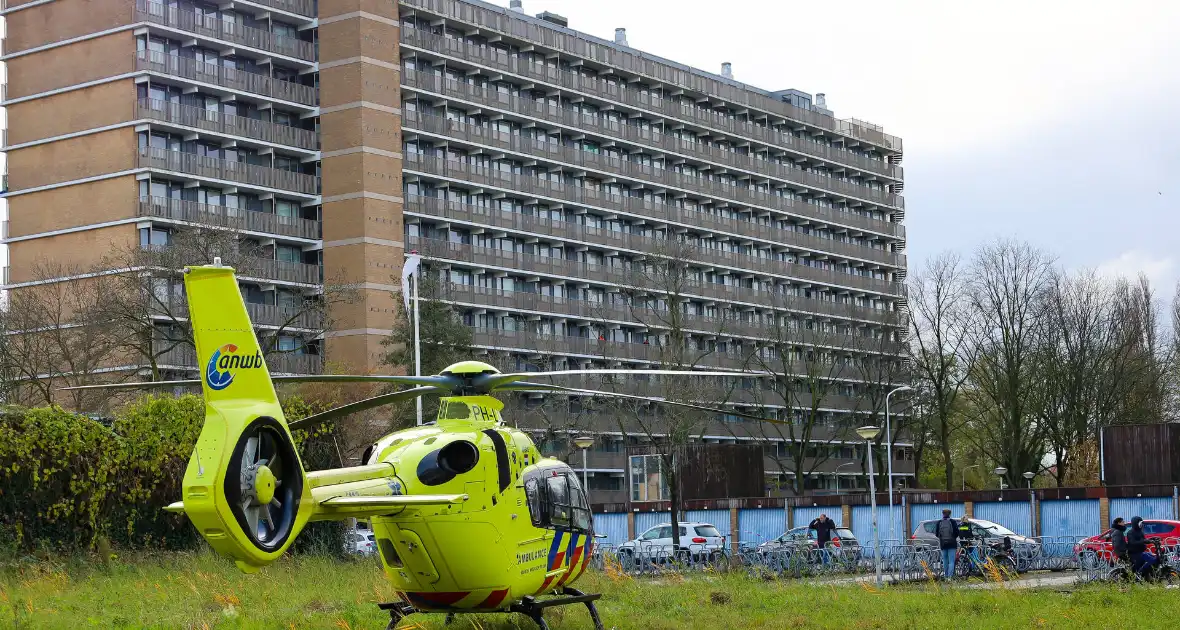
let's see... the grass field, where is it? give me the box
[1,551,1175,629]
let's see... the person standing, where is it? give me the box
[934,509,960,579]
[809,513,837,563]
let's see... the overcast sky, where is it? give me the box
[485,0,1180,291]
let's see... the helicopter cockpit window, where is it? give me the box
[523,468,592,533]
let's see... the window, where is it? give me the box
[629,454,668,502]
[522,466,591,533]
[140,227,171,248]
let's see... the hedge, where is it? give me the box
[0,395,346,555]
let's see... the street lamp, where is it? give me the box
[835,462,855,495]
[994,466,1008,490]
[962,464,979,491]
[574,436,595,494]
[884,385,912,546]
[857,425,883,587]
[1022,471,1035,489]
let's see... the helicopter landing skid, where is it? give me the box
[379,587,604,630]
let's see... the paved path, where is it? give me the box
[807,570,1081,590]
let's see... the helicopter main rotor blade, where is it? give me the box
[287,385,441,431]
[501,381,788,425]
[59,374,455,392]
[478,368,768,391]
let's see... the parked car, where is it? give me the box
[348,530,377,556]
[759,525,861,560]
[1074,519,1180,561]
[616,522,726,562]
[912,518,1040,552]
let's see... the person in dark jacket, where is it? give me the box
[1110,517,1129,563]
[809,514,837,563]
[934,509,960,579]
[1127,516,1150,577]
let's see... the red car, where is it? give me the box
[1074,519,1180,560]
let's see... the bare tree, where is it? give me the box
[1034,269,1115,486]
[848,310,913,490]
[907,251,978,490]
[0,260,122,410]
[97,227,355,381]
[964,239,1055,488]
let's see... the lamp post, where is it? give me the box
[835,462,855,495]
[574,436,595,494]
[994,466,1008,490]
[857,425,883,587]
[962,464,979,491]
[1023,471,1037,536]
[884,385,912,545]
[1022,471,1035,489]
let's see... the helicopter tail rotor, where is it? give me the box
[174,262,316,572]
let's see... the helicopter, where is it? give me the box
[66,261,780,630]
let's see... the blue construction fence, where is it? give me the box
[591,489,1180,549]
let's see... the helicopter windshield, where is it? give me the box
[524,467,592,534]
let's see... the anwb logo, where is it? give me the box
[206,344,264,390]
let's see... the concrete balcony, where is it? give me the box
[405,150,904,249]
[155,345,322,373]
[402,82,903,209]
[409,235,902,321]
[149,299,324,330]
[136,0,316,62]
[137,98,318,151]
[138,197,320,240]
[404,183,902,298]
[437,283,903,350]
[243,0,316,18]
[245,258,322,285]
[401,27,903,174]
[135,50,318,107]
[138,146,319,196]
[406,195,903,284]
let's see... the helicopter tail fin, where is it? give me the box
[178,262,315,573]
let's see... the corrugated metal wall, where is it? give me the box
[1040,499,1099,538]
[738,508,787,546]
[910,502,965,534]
[1111,496,1176,521]
[973,501,1034,537]
[792,506,834,530]
[683,509,732,537]
[634,511,669,537]
[593,513,629,545]
[851,505,905,552]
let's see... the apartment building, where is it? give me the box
[1,0,913,502]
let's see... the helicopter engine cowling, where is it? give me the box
[416,439,480,486]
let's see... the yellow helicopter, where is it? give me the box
[67,261,774,629]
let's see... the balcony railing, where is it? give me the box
[155,345,322,373]
[136,0,315,61]
[138,146,320,195]
[404,178,901,297]
[469,328,895,379]
[405,151,904,243]
[245,258,323,285]
[148,299,325,330]
[138,197,321,240]
[242,0,316,18]
[400,26,903,170]
[408,235,904,320]
[438,284,903,348]
[135,50,318,107]
[402,79,903,206]
[406,191,902,271]
[137,98,318,151]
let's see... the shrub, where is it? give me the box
[0,394,351,556]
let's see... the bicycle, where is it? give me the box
[955,539,1017,579]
